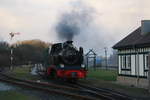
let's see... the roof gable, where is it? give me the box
[113,27,150,49]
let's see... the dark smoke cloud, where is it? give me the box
[55,2,93,41]
[55,1,112,56]
[55,13,80,41]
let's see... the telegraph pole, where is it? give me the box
[104,47,108,70]
[9,32,20,70]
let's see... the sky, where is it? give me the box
[0,0,150,56]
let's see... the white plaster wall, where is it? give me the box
[139,54,144,76]
[126,71,131,75]
[118,56,121,74]
[118,48,149,77]
[131,55,135,75]
[122,71,125,74]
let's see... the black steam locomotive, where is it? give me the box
[45,41,87,80]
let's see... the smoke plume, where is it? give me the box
[55,2,93,41]
[55,13,80,41]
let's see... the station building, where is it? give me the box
[113,20,150,88]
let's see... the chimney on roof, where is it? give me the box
[141,20,150,35]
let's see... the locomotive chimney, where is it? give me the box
[66,41,73,44]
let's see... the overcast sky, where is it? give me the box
[0,0,149,56]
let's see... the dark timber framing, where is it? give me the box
[113,27,150,79]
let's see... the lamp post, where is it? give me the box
[9,32,20,70]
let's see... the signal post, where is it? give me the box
[9,32,20,70]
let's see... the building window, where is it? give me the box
[126,55,131,69]
[121,56,126,69]
[121,55,131,70]
[143,54,149,77]
[144,54,149,71]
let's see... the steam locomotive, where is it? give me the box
[45,41,87,81]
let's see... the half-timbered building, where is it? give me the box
[113,20,150,88]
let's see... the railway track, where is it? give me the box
[0,73,134,100]
[0,73,99,100]
[49,80,134,100]
[75,83,134,100]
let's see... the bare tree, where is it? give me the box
[0,42,10,68]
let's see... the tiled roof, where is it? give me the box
[113,27,150,49]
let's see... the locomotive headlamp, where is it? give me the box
[81,64,85,68]
[60,64,64,68]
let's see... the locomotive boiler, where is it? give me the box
[45,41,87,81]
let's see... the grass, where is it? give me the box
[0,67,41,100]
[6,66,150,99]
[10,66,118,81]
[87,68,117,81]
[8,66,40,80]
[80,77,149,98]
[80,68,150,99]
[0,91,38,100]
